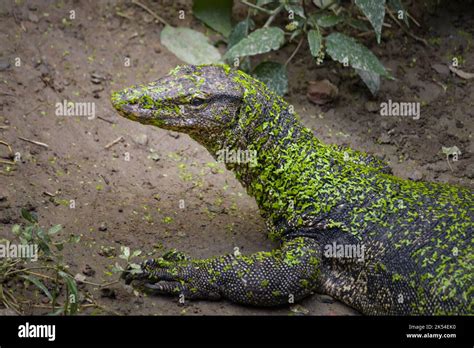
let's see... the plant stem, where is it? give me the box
[264,4,284,28]
[285,36,304,66]
[386,8,428,46]
[5,265,57,277]
[131,0,170,26]
[320,0,338,11]
[241,0,272,14]
[23,270,56,281]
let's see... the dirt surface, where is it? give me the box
[0,0,472,315]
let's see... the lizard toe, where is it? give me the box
[144,280,221,301]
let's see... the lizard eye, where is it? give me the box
[190,97,206,107]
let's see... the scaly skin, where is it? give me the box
[111,64,473,315]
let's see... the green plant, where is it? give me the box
[160,0,417,95]
[111,246,143,275]
[0,208,81,315]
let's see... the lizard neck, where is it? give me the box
[207,72,340,239]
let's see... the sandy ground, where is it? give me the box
[0,0,472,315]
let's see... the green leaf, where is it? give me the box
[224,27,285,59]
[21,275,53,301]
[23,225,34,242]
[21,208,37,224]
[48,307,65,316]
[111,262,124,273]
[313,0,341,14]
[252,61,288,96]
[121,246,130,258]
[325,32,389,77]
[58,271,79,315]
[388,0,409,26]
[37,228,51,244]
[309,13,343,28]
[355,0,386,43]
[131,250,142,258]
[48,224,62,235]
[442,146,461,157]
[227,19,255,71]
[347,18,371,31]
[68,234,81,244]
[307,29,322,57]
[228,18,255,48]
[356,68,380,95]
[289,28,302,42]
[11,225,21,236]
[160,26,222,65]
[257,0,275,6]
[285,3,305,19]
[192,0,233,37]
[128,263,143,275]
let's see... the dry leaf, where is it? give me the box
[307,79,339,105]
[449,66,474,80]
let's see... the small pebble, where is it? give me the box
[408,169,424,181]
[133,134,148,146]
[28,13,39,23]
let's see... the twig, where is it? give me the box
[446,156,454,172]
[449,66,474,80]
[116,11,134,20]
[357,15,392,28]
[263,4,284,28]
[240,0,272,14]
[357,31,375,38]
[407,12,421,27]
[43,191,56,197]
[5,266,58,277]
[0,125,10,129]
[99,174,110,185]
[0,286,22,314]
[79,279,119,288]
[104,136,123,149]
[387,8,428,46]
[32,304,62,309]
[0,159,15,165]
[131,0,170,26]
[285,36,304,66]
[0,140,13,156]
[97,116,117,124]
[18,136,49,148]
[320,0,338,11]
[23,104,44,117]
[23,270,56,281]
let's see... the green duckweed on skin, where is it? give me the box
[113,64,473,315]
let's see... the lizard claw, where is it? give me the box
[122,256,222,301]
[143,280,221,301]
[162,248,191,262]
[121,258,162,284]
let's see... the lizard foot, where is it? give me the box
[123,256,222,301]
[122,237,321,306]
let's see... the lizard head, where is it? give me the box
[111,64,244,142]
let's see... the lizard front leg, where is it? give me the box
[124,237,321,306]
